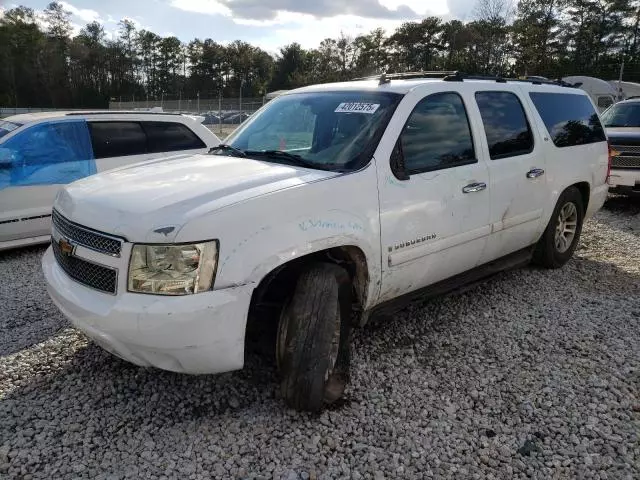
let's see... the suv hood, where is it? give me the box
[606,127,640,146]
[55,153,338,241]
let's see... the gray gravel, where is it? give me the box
[1,197,639,479]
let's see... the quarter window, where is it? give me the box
[88,122,147,159]
[475,91,534,159]
[400,92,476,174]
[529,92,606,147]
[597,96,614,109]
[143,122,206,153]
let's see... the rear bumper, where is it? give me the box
[43,247,255,374]
[585,184,609,219]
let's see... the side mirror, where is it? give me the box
[390,140,409,180]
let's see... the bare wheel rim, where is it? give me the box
[554,201,578,253]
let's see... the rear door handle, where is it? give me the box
[526,168,545,179]
[462,182,487,193]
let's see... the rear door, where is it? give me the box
[471,87,549,264]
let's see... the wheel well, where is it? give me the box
[245,246,369,358]
[572,182,590,212]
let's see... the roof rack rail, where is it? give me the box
[65,111,183,116]
[353,71,459,84]
[353,70,579,88]
[443,72,578,87]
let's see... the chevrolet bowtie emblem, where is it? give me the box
[58,238,74,256]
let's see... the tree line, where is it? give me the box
[1,0,638,108]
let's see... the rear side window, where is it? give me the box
[475,91,534,159]
[400,92,476,174]
[88,122,147,159]
[529,92,606,147]
[142,122,206,153]
[597,96,614,109]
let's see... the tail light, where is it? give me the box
[607,140,619,184]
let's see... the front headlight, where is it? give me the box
[128,241,218,295]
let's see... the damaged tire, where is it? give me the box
[277,263,352,412]
[533,186,584,269]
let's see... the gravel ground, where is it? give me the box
[1,197,639,479]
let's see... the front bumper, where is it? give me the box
[608,168,640,190]
[42,247,255,374]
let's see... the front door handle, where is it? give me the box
[462,182,487,193]
[526,168,545,179]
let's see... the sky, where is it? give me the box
[4,0,475,52]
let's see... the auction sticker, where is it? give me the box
[334,102,380,114]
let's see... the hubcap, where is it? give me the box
[554,202,578,253]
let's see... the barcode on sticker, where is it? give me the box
[334,102,380,114]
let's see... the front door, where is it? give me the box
[0,119,96,244]
[376,87,491,304]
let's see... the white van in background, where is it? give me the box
[608,80,640,100]
[562,76,621,112]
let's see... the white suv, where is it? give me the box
[43,74,610,411]
[0,111,220,251]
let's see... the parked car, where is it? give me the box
[0,111,220,251]
[43,74,610,412]
[201,113,221,125]
[601,98,640,196]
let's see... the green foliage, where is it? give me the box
[0,0,638,108]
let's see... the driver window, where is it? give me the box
[400,92,476,174]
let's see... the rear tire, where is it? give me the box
[533,186,584,269]
[277,263,352,412]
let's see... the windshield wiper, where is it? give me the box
[209,144,246,157]
[244,150,338,171]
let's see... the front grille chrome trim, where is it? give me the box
[52,209,124,257]
[52,237,118,295]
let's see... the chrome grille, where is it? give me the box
[612,156,640,168]
[52,238,117,294]
[611,145,640,168]
[52,210,123,256]
[612,144,640,155]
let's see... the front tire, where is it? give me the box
[277,263,352,412]
[533,186,585,269]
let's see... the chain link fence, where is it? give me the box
[107,95,270,138]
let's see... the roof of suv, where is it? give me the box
[5,110,194,124]
[289,76,581,96]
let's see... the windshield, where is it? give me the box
[0,120,23,140]
[601,103,640,127]
[218,91,403,171]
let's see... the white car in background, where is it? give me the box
[0,111,220,251]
